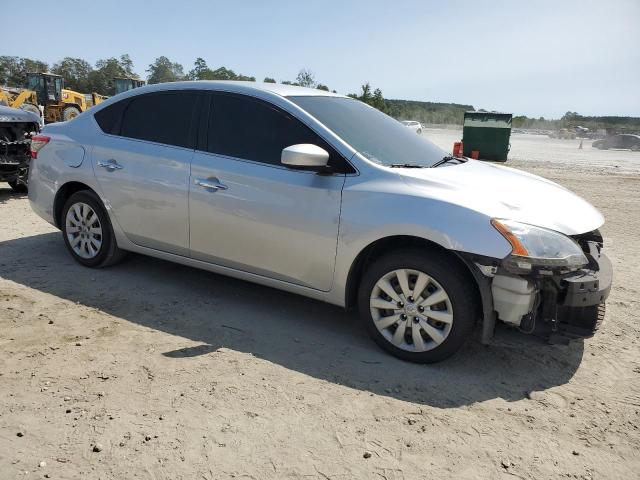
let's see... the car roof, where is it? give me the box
[118,80,345,99]
[88,80,348,115]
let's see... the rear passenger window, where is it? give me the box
[120,91,198,148]
[207,93,354,173]
[94,99,128,135]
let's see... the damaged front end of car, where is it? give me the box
[0,106,41,191]
[465,220,612,344]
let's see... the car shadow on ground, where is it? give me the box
[0,187,26,204]
[0,231,585,407]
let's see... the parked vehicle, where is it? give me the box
[28,82,612,363]
[592,134,640,151]
[114,77,146,95]
[0,105,40,192]
[400,120,422,134]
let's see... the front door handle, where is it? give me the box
[97,159,123,171]
[194,177,228,192]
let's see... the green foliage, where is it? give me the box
[348,83,389,114]
[186,58,255,82]
[186,57,209,80]
[295,69,315,88]
[372,88,386,113]
[147,56,184,84]
[281,69,333,91]
[513,111,640,132]
[263,77,276,83]
[88,55,139,95]
[51,57,93,92]
[512,115,559,129]
[386,99,473,124]
[0,56,49,87]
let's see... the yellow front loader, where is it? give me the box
[0,72,106,123]
[0,87,41,116]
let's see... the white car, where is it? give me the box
[400,120,422,134]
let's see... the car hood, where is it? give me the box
[0,105,40,123]
[398,160,604,235]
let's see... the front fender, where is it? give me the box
[329,178,511,306]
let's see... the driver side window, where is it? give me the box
[206,93,354,173]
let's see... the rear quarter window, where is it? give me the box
[94,99,128,135]
[120,91,198,148]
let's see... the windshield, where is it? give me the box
[288,96,446,167]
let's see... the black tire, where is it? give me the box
[8,180,27,193]
[62,106,81,122]
[61,190,126,268]
[416,129,422,135]
[357,249,477,363]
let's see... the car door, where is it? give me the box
[608,135,624,149]
[619,135,633,150]
[92,90,200,256]
[188,92,352,291]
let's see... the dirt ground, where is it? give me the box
[1,133,639,479]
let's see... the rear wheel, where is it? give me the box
[358,250,476,363]
[61,190,126,268]
[62,106,81,122]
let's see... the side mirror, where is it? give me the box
[281,144,329,171]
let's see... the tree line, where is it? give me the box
[0,55,338,99]
[2,54,638,130]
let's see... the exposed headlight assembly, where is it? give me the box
[491,219,588,273]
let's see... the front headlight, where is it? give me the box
[491,219,588,273]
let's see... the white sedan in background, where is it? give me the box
[400,120,422,134]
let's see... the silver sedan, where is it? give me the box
[28,81,611,362]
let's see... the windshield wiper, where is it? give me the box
[389,163,426,168]
[431,155,466,168]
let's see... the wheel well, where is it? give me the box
[344,235,481,312]
[53,181,96,228]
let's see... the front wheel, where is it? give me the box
[61,190,126,268]
[358,250,477,363]
[62,106,81,121]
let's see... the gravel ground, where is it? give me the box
[0,131,639,479]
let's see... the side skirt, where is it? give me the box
[119,244,341,307]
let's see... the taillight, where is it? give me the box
[30,135,50,159]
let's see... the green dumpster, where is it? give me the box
[462,111,512,162]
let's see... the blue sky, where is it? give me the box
[4,0,639,118]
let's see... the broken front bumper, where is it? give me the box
[547,250,612,339]
[468,232,612,343]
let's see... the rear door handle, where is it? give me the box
[97,159,123,171]
[194,177,228,192]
